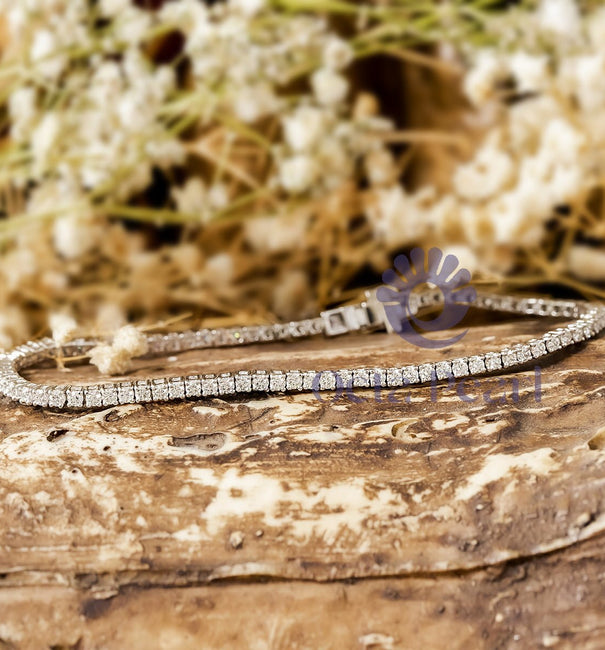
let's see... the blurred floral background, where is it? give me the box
[0,0,604,362]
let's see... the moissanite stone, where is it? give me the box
[352,369,370,388]
[66,387,84,408]
[529,339,547,358]
[285,371,302,391]
[468,356,486,375]
[371,369,386,388]
[514,345,532,363]
[235,372,252,392]
[318,372,336,390]
[484,352,502,372]
[451,358,470,378]
[501,348,518,367]
[545,336,562,353]
[401,365,420,384]
[252,372,269,392]
[48,388,67,409]
[135,381,153,402]
[435,361,452,380]
[418,363,435,383]
[152,380,170,401]
[85,388,103,408]
[184,375,202,398]
[386,368,403,387]
[168,378,186,400]
[218,374,235,395]
[101,384,119,407]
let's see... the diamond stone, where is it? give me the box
[418,363,435,383]
[468,356,486,375]
[235,372,252,392]
[558,329,572,346]
[286,371,302,391]
[152,380,170,401]
[401,365,420,384]
[168,378,186,400]
[570,325,585,343]
[435,361,452,380]
[31,387,49,408]
[267,372,285,392]
[184,375,202,398]
[515,345,532,363]
[66,387,84,408]
[451,358,470,377]
[386,368,403,387]
[252,372,269,392]
[48,388,66,409]
[352,369,370,387]
[118,383,136,404]
[135,381,153,402]
[85,388,103,408]
[501,348,518,367]
[337,370,352,390]
[101,384,118,407]
[529,339,547,358]
[202,375,219,396]
[481,352,500,372]
[301,371,317,390]
[371,369,386,388]
[545,336,562,353]
[318,372,336,390]
[217,374,235,395]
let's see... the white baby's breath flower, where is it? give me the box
[8,87,37,142]
[113,324,149,357]
[31,112,60,175]
[571,54,605,111]
[208,183,230,210]
[49,313,78,345]
[279,154,318,194]
[53,214,102,260]
[173,178,207,216]
[540,118,585,165]
[30,29,66,79]
[454,144,514,201]
[235,83,281,123]
[311,68,349,105]
[463,51,505,106]
[509,52,549,94]
[231,0,265,17]
[322,36,354,71]
[538,0,581,42]
[364,148,397,186]
[366,185,432,247]
[282,106,325,152]
[568,245,605,281]
[205,253,234,287]
[89,325,148,375]
[244,215,307,253]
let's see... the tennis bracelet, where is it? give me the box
[0,289,603,411]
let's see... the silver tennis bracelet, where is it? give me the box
[0,289,603,411]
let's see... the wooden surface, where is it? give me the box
[2,316,605,649]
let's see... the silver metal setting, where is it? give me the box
[0,291,603,410]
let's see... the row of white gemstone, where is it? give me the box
[0,296,603,410]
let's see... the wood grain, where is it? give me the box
[1,317,605,648]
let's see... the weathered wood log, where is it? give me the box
[1,317,604,648]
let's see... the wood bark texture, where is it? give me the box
[1,317,604,649]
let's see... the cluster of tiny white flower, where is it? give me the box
[0,0,603,353]
[362,0,605,277]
